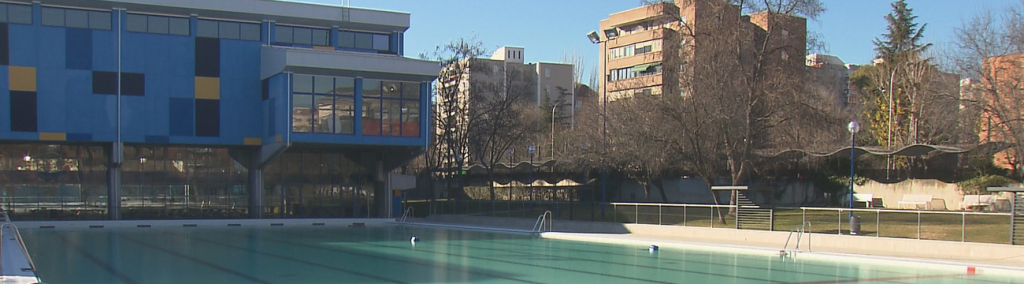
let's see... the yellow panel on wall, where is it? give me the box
[9,66,37,92]
[244,137,262,145]
[195,76,220,100]
[39,132,67,141]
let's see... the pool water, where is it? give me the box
[20,225,1022,284]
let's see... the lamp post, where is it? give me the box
[588,28,617,219]
[528,145,535,212]
[885,61,913,180]
[848,121,860,220]
[508,149,515,208]
[551,101,560,160]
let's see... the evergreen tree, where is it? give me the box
[873,0,931,62]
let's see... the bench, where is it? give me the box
[960,195,997,211]
[843,194,877,208]
[897,194,933,210]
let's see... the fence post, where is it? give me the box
[837,208,842,235]
[801,208,806,228]
[876,210,880,238]
[658,204,662,225]
[711,207,715,228]
[917,211,921,240]
[635,205,638,224]
[769,208,774,231]
[683,204,687,226]
[961,211,966,242]
[735,205,740,229]
[613,204,617,223]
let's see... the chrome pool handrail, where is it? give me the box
[399,207,415,223]
[0,210,40,283]
[533,211,552,233]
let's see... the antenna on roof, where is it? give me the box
[340,0,351,22]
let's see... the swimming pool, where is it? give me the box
[19,224,1023,283]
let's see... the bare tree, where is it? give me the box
[950,2,1024,176]
[422,37,486,213]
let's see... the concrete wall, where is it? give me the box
[853,179,1017,210]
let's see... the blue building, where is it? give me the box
[0,0,439,220]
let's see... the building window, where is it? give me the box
[362,79,420,137]
[292,74,357,134]
[126,13,189,36]
[609,63,661,81]
[545,67,551,78]
[198,19,260,41]
[274,25,330,47]
[0,3,33,25]
[42,7,111,30]
[337,30,393,53]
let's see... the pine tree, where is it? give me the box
[873,0,931,62]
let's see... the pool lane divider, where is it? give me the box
[116,234,277,284]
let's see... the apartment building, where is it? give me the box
[436,47,575,163]
[806,54,851,105]
[597,0,806,102]
[976,53,1024,170]
[0,0,439,220]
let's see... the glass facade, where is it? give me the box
[0,144,108,220]
[262,151,374,218]
[292,75,419,137]
[362,79,421,137]
[120,146,248,220]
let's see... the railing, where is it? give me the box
[781,222,812,256]
[431,199,1015,245]
[0,210,40,283]
[780,207,1013,244]
[609,202,738,227]
[399,207,414,223]
[533,211,552,232]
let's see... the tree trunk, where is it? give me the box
[652,179,669,203]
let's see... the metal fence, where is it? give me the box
[427,200,1014,245]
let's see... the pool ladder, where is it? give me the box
[399,207,414,223]
[0,210,41,283]
[533,211,552,233]
[780,222,811,257]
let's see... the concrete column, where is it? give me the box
[248,166,263,219]
[106,142,122,220]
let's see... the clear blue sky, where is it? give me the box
[300,0,1015,77]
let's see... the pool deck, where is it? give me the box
[413,215,1024,275]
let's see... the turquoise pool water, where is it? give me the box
[19,225,1022,284]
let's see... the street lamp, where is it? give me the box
[885,61,913,180]
[528,145,535,212]
[551,101,561,160]
[587,28,617,219]
[456,153,464,214]
[848,121,860,220]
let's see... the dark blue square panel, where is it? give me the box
[169,98,194,136]
[92,71,117,94]
[10,91,37,132]
[0,23,8,66]
[66,28,92,70]
[195,99,219,137]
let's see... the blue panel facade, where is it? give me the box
[0,2,432,150]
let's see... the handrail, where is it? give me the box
[533,211,553,232]
[399,207,414,223]
[780,222,811,256]
[0,210,40,282]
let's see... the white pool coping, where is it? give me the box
[540,231,1024,278]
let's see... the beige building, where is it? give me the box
[436,47,576,163]
[806,54,852,105]
[597,0,807,102]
